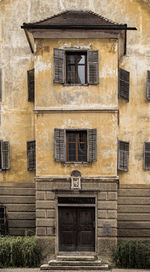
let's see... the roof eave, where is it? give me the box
[21,23,137,31]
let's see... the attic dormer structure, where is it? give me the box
[21,10,136,264]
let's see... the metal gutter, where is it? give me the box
[24,29,34,53]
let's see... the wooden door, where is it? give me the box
[59,207,95,251]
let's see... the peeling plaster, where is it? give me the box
[35,56,51,73]
[60,44,92,50]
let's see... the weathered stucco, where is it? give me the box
[0,0,149,184]
[35,38,118,109]
[35,112,118,176]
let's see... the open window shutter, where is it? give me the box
[54,128,65,162]
[146,71,150,100]
[118,68,130,101]
[2,141,10,170]
[118,140,129,171]
[144,142,150,170]
[87,129,97,162]
[0,69,2,102]
[27,69,34,102]
[27,141,36,171]
[54,49,65,84]
[0,141,2,170]
[87,50,99,85]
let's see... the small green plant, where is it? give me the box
[0,236,41,268]
[114,240,150,268]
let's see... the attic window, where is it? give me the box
[66,52,87,84]
[53,49,99,85]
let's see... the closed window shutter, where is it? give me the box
[144,142,150,170]
[146,71,150,100]
[2,141,10,170]
[27,141,36,171]
[87,50,99,85]
[87,129,97,162]
[54,128,66,162]
[27,69,34,102]
[118,140,129,171]
[54,49,65,84]
[118,68,130,101]
[0,69,2,102]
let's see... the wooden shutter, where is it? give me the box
[27,69,34,102]
[0,69,2,102]
[146,71,150,100]
[118,68,130,101]
[144,142,150,170]
[54,49,65,84]
[54,129,66,162]
[2,141,10,170]
[87,129,97,162]
[118,140,129,171]
[0,141,2,170]
[27,141,36,171]
[87,50,99,85]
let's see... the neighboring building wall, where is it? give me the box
[0,182,35,235]
[118,184,150,241]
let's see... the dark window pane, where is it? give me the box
[68,132,76,142]
[67,65,75,84]
[77,55,85,64]
[78,143,86,161]
[67,55,75,64]
[68,143,76,161]
[78,66,85,84]
[79,131,87,142]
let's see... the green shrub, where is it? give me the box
[0,236,41,268]
[114,240,150,268]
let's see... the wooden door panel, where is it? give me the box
[59,207,77,251]
[77,208,95,251]
[59,207,95,252]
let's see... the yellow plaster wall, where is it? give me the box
[35,38,118,109]
[35,112,117,176]
[0,0,150,184]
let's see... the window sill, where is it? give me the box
[63,161,90,165]
[63,83,89,87]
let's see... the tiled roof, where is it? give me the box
[28,10,124,27]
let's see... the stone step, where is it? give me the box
[40,264,109,270]
[56,255,96,261]
[48,260,102,266]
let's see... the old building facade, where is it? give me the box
[0,0,150,266]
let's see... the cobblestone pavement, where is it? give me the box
[0,269,150,272]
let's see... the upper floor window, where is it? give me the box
[66,131,87,162]
[54,128,97,163]
[66,52,87,85]
[54,49,99,85]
